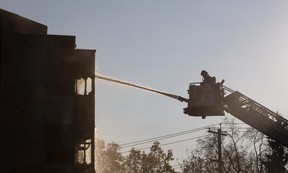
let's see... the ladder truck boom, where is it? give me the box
[182,72,288,147]
[223,89,288,147]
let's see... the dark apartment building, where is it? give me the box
[0,9,96,173]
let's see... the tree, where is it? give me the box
[145,141,176,173]
[181,150,208,173]
[123,148,142,173]
[95,139,125,173]
[221,118,251,173]
[263,138,288,173]
[181,118,268,173]
[124,141,177,173]
[244,126,267,173]
[95,139,177,173]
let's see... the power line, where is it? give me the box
[120,135,208,153]
[160,135,208,147]
[119,122,253,152]
[120,124,219,149]
[120,128,206,149]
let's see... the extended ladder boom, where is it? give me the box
[223,88,288,147]
[182,71,288,147]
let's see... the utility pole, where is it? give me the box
[208,124,227,173]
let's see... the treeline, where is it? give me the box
[95,140,176,173]
[95,118,288,173]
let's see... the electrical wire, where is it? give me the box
[159,135,209,147]
[120,124,219,149]
[120,134,208,153]
[118,123,254,153]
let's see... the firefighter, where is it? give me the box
[201,70,216,85]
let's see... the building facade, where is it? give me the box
[0,9,95,173]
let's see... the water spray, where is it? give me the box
[95,74,187,102]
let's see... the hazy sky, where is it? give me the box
[2,0,288,164]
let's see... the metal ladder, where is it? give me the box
[223,87,288,147]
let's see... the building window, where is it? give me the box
[75,139,92,164]
[75,77,92,95]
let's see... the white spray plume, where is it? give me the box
[95,73,184,101]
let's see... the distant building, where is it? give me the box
[0,9,95,173]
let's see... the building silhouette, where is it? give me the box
[0,9,96,173]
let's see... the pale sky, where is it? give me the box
[2,0,288,164]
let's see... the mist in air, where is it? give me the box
[95,73,182,101]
